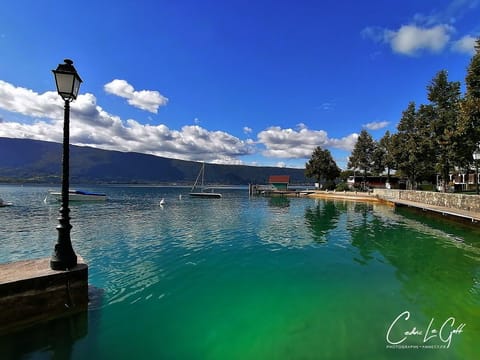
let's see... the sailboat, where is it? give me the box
[189,163,222,198]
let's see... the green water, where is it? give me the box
[0,185,479,359]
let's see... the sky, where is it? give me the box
[0,0,479,169]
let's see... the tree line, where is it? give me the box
[306,39,480,191]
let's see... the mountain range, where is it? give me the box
[0,137,309,185]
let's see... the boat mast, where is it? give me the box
[191,162,205,191]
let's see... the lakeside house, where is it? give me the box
[268,175,290,191]
[449,172,480,192]
[249,175,292,195]
[347,172,479,192]
[347,176,403,190]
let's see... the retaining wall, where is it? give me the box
[374,189,480,212]
[0,257,88,335]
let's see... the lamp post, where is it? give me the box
[474,148,480,195]
[50,59,82,270]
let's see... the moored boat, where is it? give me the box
[189,190,222,198]
[49,189,107,201]
[0,198,13,207]
[189,163,222,198]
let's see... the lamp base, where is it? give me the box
[50,246,77,270]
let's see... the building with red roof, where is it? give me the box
[268,175,290,191]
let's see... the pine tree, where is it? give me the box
[378,130,396,183]
[466,39,480,98]
[347,129,376,188]
[392,102,419,188]
[427,70,461,191]
[305,146,341,187]
[460,39,480,155]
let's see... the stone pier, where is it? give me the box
[0,257,88,335]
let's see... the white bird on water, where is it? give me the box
[159,198,165,206]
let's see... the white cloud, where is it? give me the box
[328,134,359,151]
[243,126,252,134]
[0,80,253,164]
[414,0,480,25]
[104,79,168,113]
[257,125,358,159]
[361,26,387,43]
[362,1,478,56]
[363,121,389,130]
[388,24,453,55]
[0,80,61,118]
[363,24,454,56]
[451,35,478,54]
[0,80,359,166]
[319,101,335,111]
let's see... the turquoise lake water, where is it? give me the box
[0,185,479,359]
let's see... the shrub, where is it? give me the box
[336,182,350,192]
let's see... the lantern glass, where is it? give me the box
[52,59,82,101]
[72,75,81,98]
[54,72,75,100]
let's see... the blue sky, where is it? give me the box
[0,0,479,169]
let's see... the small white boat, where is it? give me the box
[0,198,13,207]
[189,190,222,198]
[49,189,107,201]
[189,163,222,198]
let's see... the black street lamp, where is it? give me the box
[50,59,83,270]
[474,148,480,195]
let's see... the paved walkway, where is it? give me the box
[386,198,480,223]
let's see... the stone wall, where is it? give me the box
[374,189,480,212]
[0,257,88,334]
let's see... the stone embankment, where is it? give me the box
[374,189,480,213]
[309,189,480,223]
[373,189,480,223]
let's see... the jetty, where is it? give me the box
[0,257,88,334]
[249,175,315,197]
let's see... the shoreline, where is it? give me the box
[307,190,384,203]
[308,190,479,224]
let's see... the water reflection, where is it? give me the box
[2,186,479,358]
[0,311,88,359]
[347,202,382,265]
[342,200,480,353]
[304,200,340,244]
[268,196,290,208]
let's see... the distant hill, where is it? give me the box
[0,137,310,185]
